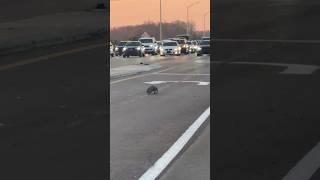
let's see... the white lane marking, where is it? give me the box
[214,38,320,44]
[110,67,175,85]
[156,73,210,76]
[144,81,210,86]
[282,141,320,180]
[195,60,210,64]
[212,61,320,75]
[139,107,210,180]
[0,44,103,71]
[231,61,319,75]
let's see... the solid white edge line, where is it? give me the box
[139,107,210,180]
[282,141,320,180]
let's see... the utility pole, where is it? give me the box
[203,11,209,37]
[160,0,163,40]
[186,1,200,36]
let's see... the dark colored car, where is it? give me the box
[122,41,145,58]
[196,40,210,56]
[172,38,189,54]
[115,41,127,56]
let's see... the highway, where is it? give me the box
[0,37,108,180]
[110,54,210,180]
[213,0,320,179]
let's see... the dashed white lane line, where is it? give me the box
[214,38,320,44]
[144,81,210,86]
[282,141,320,180]
[139,107,210,180]
[110,67,176,85]
[0,44,103,72]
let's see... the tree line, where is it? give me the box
[110,20,208,43]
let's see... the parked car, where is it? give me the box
[196,40,210,56]
[122,41,145,58]
[110,42,114,57]
[138,37,157,55]
[115,41,127,56]
[171,38,189,54]
[159,40,181,56]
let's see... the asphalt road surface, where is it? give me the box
[160,121,210,180]
[213,0,320,179]
[110,54,210,180]
[0,37,107,180]
[0,0,102,22]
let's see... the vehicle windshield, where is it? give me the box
[163,42,178,46]
[126,42,140,46]
[200,40,210,45]
[118,41,127,46]
[139,39,153,43]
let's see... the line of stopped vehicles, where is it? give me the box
[109,35,210,58]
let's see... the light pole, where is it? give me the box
[203,11,209,37]
[186,1,200,36]
[160,0,163,40]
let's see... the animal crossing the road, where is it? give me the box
[110,55,210,180]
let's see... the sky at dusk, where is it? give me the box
[110,0,210,31]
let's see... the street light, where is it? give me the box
[203,11,209,37]
[160,0,163,40]
[186,1,200,36]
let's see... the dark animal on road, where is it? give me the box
[146,85,158,95]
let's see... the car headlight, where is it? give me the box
[115,47,119,51]
[197,47,202,50]
[123,47,127,51]
[136,47,141,50]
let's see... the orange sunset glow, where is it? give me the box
[110,0,210,31]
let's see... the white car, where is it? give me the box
[138,37,157,55]
[159,41,181,56]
